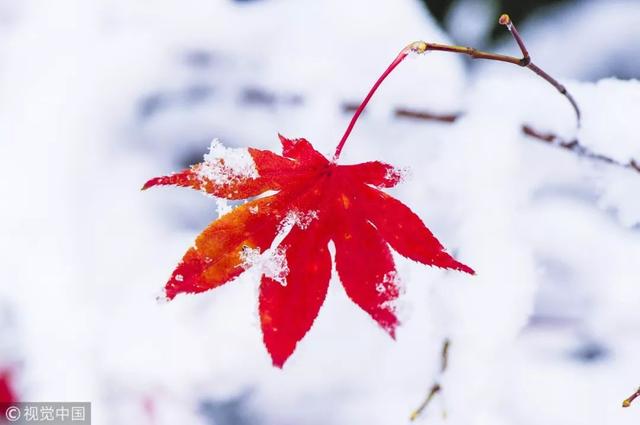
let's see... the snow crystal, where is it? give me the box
[376,271,399,295]
[384,166,402,183]
[197,139,259,186]
[240,246,262,269]
[373,272,402,318]
[240,246,289,287]
[280,209,319,231]
[262,247,289,287]
[389,166,412,186]
[237,210,319,287]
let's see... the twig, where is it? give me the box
[410,384,441,421]
[522,125,640,175]
[402,14,580,126]
[498,14,581,124]
[440,339,450,373]
[623,387,640,408]
[370,105,640,177]
[332,13,580,161]
[410,339,450,421]
[342,102,460,123]
[239,17,639,175]
[394,108,460,123]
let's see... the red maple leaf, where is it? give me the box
[0,368,17,416]
[143,43,474,367]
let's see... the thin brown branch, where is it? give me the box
[522,125,640,175]
[370,104,640,176]
[623,387,640,408]
[526,63,581,124]
[399,15,580,126]
[342,102,460,123]
[498,14,581,124]
[440,339,450,373]
[416,39,580,124]
[395,108,460,123]
[499,14,529,60]
[410,339,450,421]
[412,41,522,66]
[410,384,442,421]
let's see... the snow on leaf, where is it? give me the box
[240,245,289,287]
[261,247,290,287]
[143,135,474,367]
[281,209,319,230]
[197,139,259,186]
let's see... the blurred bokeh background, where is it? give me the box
[1,0,639,424]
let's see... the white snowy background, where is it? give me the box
[0,0,639,424]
